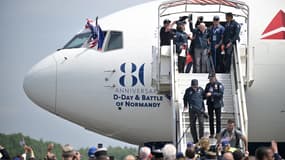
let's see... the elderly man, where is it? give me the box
[192,23,210,73]
[162,144,176,160]
[139,147,151,160]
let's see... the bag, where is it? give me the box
[189,88,204,113]
[185,52,193,64]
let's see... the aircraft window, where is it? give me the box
[63,32,91,49]
[106,31,123,51]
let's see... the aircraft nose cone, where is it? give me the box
[23,55,57,113]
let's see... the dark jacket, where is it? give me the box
[223,20,240,44]
[183,87,205,113]
[160,27,175,46]
[193,29,210,49]
[205,81,224,108]
[175,30,188,55]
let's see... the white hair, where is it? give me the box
[162,144,176,160]
[139,147,151,160]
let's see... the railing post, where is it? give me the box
[170,40,177,146]
[233,42,248,150]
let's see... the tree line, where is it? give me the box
[0,133,137,160]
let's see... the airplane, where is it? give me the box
[23,0,285,155]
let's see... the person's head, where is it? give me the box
[255,147,274,160]
[185,148,195,159]
[213,16,220,26]
[176,21,186,31]
[163,19,171,27]
[139,147,151,160]
[176,152,185,160]
[88,146,97,160]
[199,23,206,32]
[48,143,54,152]
[95,148,109,160]
[233,150,243,160]
[152,149,163,160]
[223,152,234,160]
[124,155,136,160]
[162,144,176,160]
[191,79,199,90]
[199,137,210,151]
[62,144,75,160]
[227,119,236,132]
[186,142,194,149]
[208,73,217,84]
[226,12,233,22]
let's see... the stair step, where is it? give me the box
[176,73,235,148]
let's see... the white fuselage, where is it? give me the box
[23,0,285,146]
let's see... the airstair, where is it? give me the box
[152,39,251,152]
[151,0,254,152]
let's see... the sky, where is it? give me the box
[0,0,153,149]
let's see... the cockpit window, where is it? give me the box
[63,32,91,49]
[105,31,123,51]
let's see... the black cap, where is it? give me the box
[213,16,220,21]
[163,19,171,25]
[208,72,216,79]
[179,16,188,22]
[152,149,163,158]
[226,12,233,17]
[191,79,198,86]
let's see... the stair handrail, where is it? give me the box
[233,40,248,139]
[170,39,179,146]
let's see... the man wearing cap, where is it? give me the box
[205,73,224,138]
[160,19,176,46]
[209,16,225,73]
[95,148,109,160]
[183,79,205,143]
[223,12,241,73]
[151,149,163,160]
[62,144,77,160]
[176,20,190,73]
[87,146,97,160]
